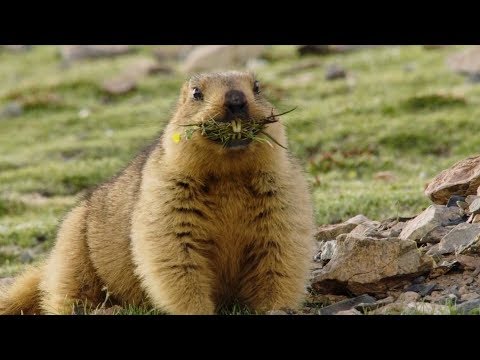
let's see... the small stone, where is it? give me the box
[317,294,376,315]
[349,223,383,238]
[19,250,34,263]
[456,254,480,270]
[405,302,451,315]
[447,195,467,207]
[345,214,374,225]
[60,45,132,63]
[466,195,479,205]
[335,309,362,315]
[371,301,450,315]
[469,74,480,83]
[397,291,421,303]
[318,240,337,261]
[459,286,469,295]
[354,296,395,313]
[405,283,437,296]
[325,64,347,81]
[419,226,454,244]
[399,205,464,242]
[445,285,460,297]
[428,259,460,278]
[473,214,480,224]
[101,78,137,95]
[78,108,90,119]
[265,310,288,315]
[456,299,480,314]
[315,222,357,241]
[456,201,469,210]
[0,101,23,119]
[469,198,480,214]
[1,45,32,52]
[460,292,480,302]
[434,222,480,255]
[412,276,426,284]
[463,276,475,285]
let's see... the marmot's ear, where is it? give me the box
[179,82,190,104]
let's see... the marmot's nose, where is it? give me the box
[224,90,247,114]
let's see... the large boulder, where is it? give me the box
[425,155,480,205]
[311,234,435,296]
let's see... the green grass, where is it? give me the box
[1,45,479,313]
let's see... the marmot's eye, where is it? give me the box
[253,80,260,94]
[192,87,203,101]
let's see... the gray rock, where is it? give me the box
[315,222,357,241]
[318,294,376,315]
[456,299,480,314]
[397,291,421,303]
[354,296,395,313]
[381,221,407,238]
[311,234,435,295]
[469,198,480,214]
[325,64,347,81]
[460,292,480,302]
[434,222,480,255]
[335,309,362,315]
[399,205,464,242]
[468,73,480,83]
[349,223,383,238]
[182,45,266,73]
[372,302,450,315]
[60,45,132,63]
[1,45,32,52]
[101,78,137,96]
[345,214,376,226]
[466,195,479,205]
[405,283,437,296]
[428,259,460,277]
[418,226,454,244]
[265,310,288,315]
[0,101,23,119]
[19,250,34,263]
[318,240,337,261]
[456,201,469,210]
[447,195,466,207]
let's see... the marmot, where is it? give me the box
[0,71,315,315]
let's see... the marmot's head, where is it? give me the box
[172,71,284,150]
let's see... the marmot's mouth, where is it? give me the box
[224,138,253,148]
[208,137,253,148]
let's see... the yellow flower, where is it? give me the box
[172,133,181,144]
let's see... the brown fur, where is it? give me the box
[0,71,315,315]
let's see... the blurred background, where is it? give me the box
[0,45,479,276]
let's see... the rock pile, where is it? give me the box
[307,154,480,315]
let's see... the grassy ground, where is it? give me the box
[1,45,478,311]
